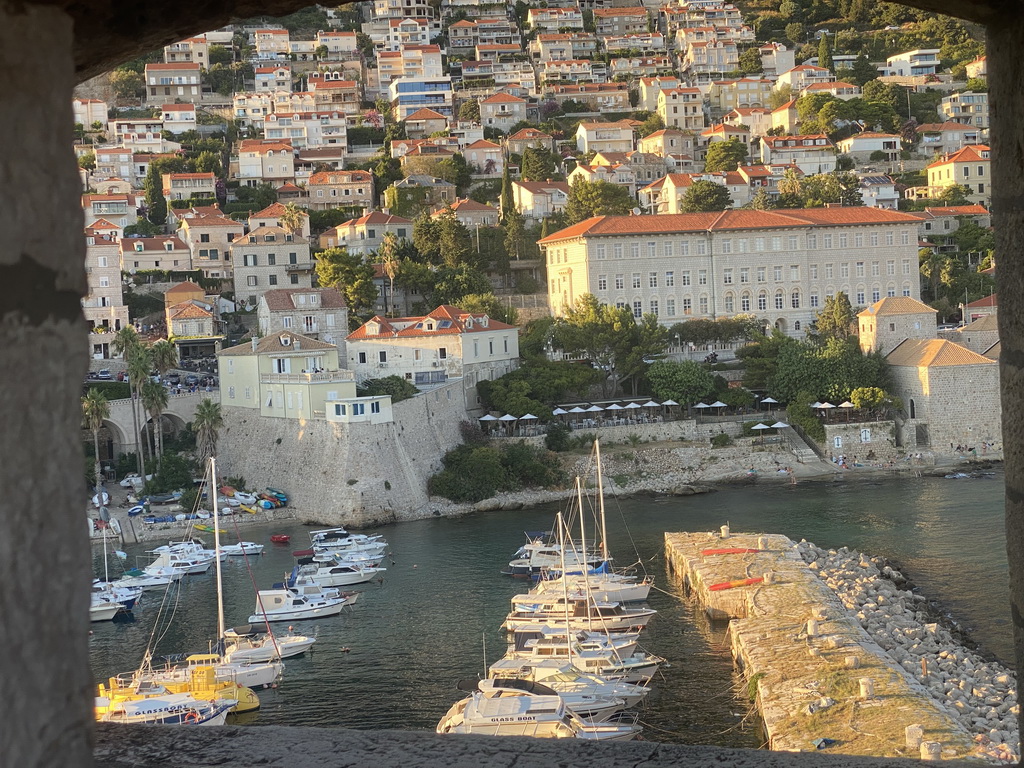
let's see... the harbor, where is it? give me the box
[665,530,1017,761]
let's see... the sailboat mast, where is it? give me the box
[210,457,225,639]
[595,440,609,564]
[556,509,573,667]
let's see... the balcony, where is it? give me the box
[285,262,315,272]
[260,370,355,384]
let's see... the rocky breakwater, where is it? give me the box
[797,541,1019,764]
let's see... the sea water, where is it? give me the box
[90,471,1008,746]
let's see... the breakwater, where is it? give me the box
[665,531,1018,762]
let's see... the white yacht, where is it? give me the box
[221,626,316,662]
[247,589,347,623]
[488,659,650,708]
[504,593,656,633]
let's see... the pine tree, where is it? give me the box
[499,164,514,223]
[818,32,833,73]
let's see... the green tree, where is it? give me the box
[646,361,715,405]
[703,138,748,172]
[785,23,804,45]
[82,388,111,493]
[433,206,473,268]
[748,188,776,210]
[436,153,472,193]
[818,32,833,72]
[812,291,857,341]
[951,218,995,257]
[564,178,635,225]
[378,231,401,315]
[315,248,379,314]
[192,398,224,465]
[208,44,232,66]
[192,150,222,176]
[936,184,974,206]
[451,293,519,326]
[110,68,144,100]
[848,55,881,86]
[149,340,178,381]
[358,375,419,403]
[140,378,169,464]
[112,327,144,476]
[737,47,763,74]
[680,180,733,212]
[123,217,160,237]
[458,98,480,122]
[521,147,558,182]
[638,112,665,137]
[430,265,491,306]
[551,294,639,396]
[503,207,528,266]
[126,345,153,468]
[278,202,306,235]
[499,164,514,222]
[78,152,96,172]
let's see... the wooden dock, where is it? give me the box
[665,530,977,759]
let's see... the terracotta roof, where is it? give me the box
[169,302,213,320]
[308,170,373,185]
[593,6,648,15]
[239,139,293,153]
[541,207,922,243]
[514,181,570,194]
[146,62,200,70]
[804,81,858,91]
[121,235,188,250]
[337,211,413,228]
[166,281,204,295]
[251,202,292,218]
[161,103,195,111]
[507,128,552,140]
[437,198,498,213]
[886,338,995,368]
[231,225,306,244]
[481,92,526,104]
[967,294,998,308]
[404,107,448,121]
[857,296,936,318]
[962,314,998,332]
[916,122,979,133]
[920,204,989,217]
[927,145,990,168]
[220,331,335,356]
[983,341,1000,360]
[346,305,515,341]
[183,214,237,228]
[261,287,347,311]
[761,134,833,147]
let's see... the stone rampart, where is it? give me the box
[216,379,469,527]
[823,421,902,462]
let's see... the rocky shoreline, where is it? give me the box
[798,540,1019,764]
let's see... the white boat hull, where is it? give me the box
[223,635,315,663]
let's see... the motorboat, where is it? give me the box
[247,589,347,623]
[221,625,316,662]
[308,527,388,556]
[270,534,290,544]
[504,594,656,633]
[115,568,175,591]
[142,653,283,691]
[488,659,650,708]
[436,686,640,741]
[508,624,641,659]
[532,567,653,604]
[144,549,214,576]
[221,542,265,557]
[475,677,627,722]
[89,598,124,622]
[96,688,236,725]
[504,628,662,684]
[292,559,385,587]
[92,579,142,611]
[504,532,607,577]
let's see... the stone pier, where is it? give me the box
[665,531,977,759]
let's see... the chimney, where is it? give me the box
[251,336,258,352]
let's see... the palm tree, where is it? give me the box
[379,232,400,316]
[193,398,224,465]
[150,339,178,382]
[140,378,169,465]
[126,345,154,469]
[82,388,111,493]
[112,327,145,475]
[279,202,305,236]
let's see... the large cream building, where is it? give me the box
[539,208,923,336]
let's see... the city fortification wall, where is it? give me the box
[216,380,468,527]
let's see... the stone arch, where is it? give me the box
[910,398,917,419]
[774,317,788,333]
[100,419,127,461]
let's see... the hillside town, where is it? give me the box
[74,0,1000,516]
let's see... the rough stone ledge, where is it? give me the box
[93,724,976,767]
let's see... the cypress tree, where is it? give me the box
[818,32,833,73]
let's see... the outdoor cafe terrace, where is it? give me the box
[479,397,789,437]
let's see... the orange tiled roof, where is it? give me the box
[857,296,936,318]
[886,338,995,368]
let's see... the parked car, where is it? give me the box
[184,374,200,386]
[119,472,154,488]
[165,373,181,385]
[96,369,113,380]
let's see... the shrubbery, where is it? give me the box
[429,441,565,502]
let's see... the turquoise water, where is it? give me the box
[89,471,1009,746]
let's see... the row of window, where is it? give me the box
[240,253,302,266]
[592,260,913,290]
[603,285,914,319]
[334,401,382,416]
[550,231,914,264]
[246,274,302,286]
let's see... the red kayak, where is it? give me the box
[701,548,763,556]
[270,534,290,544]
[708,576,765,591]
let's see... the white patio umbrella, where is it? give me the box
[693,401,710,421]
[498,413,518,435]
[606,403,624,410]
[520,413,538,420]
[761,397,778,405]
[586,405,604,412]
[662,399,679,406]
[810,401,823,409]
[568,406,587,413]
[770,421,789,429]
[819,402,836,409]
[839,401,855,422]
[710,400,727,415]
[479,414,498,421]
[642,401,660,408]
[624,402,642,409]
[552,407,568,415]
[751,422,771,444]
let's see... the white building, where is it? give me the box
[538,208,924,336]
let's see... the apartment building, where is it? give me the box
[231,226,314,305]
[539,208,923,335]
